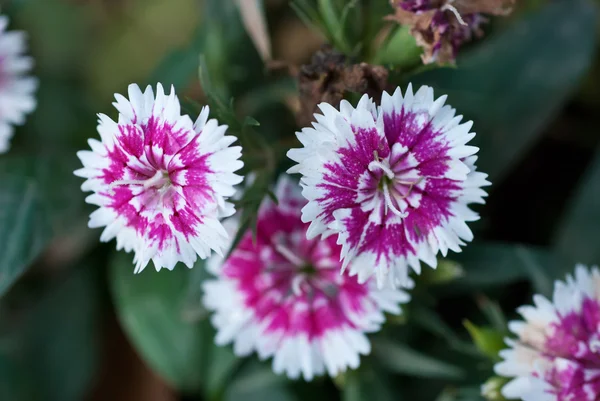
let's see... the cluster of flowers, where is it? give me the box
[75,81,489,379]
[3,9,599,401]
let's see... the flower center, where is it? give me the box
[368,157,422,218]
[109,170,172,194]
[273,242,338,297]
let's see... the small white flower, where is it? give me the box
[287,84,489,289]
[75,83,243,272]
[495,264,600,401]
[0,15,37,153]
[203,177,411,380]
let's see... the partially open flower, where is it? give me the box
[389,0,514,64]
[495,265,600,401]
[203,177,410,380]
[0,15,37,153]
[75,83,243,273]
[288,84,489,289]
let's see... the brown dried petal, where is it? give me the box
[387,6,436,30]
[387,7,440,63]
[295,47,388,126]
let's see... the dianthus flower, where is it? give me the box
[0,15,37,153]
[287,85,489,289]
[75,83,243,272]
[203,177,411,380]
[495,265,600,401]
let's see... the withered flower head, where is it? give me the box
[389,0,515,64]
[296,46,388,126]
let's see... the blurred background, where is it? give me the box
[0,0,598,400]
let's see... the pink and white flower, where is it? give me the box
[203,177,410,380]
[287,84,489,289]
[75,83,243,273]
[0,15,37,153]
[495,265,600,401]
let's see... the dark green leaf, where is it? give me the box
[22,265,101,401]
[463,321,505,361]
[343,367,396,401]
[436,386,486,401]
[476,297,507,333]
[0,355,32,401]
[227,170,277,258]
[373,25,422,67]
[450,242,562,293]
[0,175,51,297]
[224,362,296,401]
[204,345,241,400]
[410,305,480,357]
[407,0,598,182]
[0,262,102,401]
[554,150,600,267]
[372,339,465,379]
[0,153,88,236]
[109,251,208,392]
[419,259,464,285]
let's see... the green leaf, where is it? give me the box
[450,242,561,293]
[436,386,487,401]
[317,0,351,52]
[0,175,51,297]
[372,339,465,379]
[419,259,464,285]
[476,297,507,333]
[554,150,600,267]
[407,0,598,182]
[109,251,208,392]
[22,265,101,401]
[343,367,396,401]
[204,345,241,400]
[224,362,296,401]
[0,262,102,401]
[373,25,422,67]
[227,170,277,257]
[512,246,554,296]
[0,153,94,297]
[409,305,480,357]
[463,321,505,361]
[0,355,32,401]
[0,153,88,236]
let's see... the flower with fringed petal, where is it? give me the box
[287,84,490,289]
[203,177,411,380]
[75,83,243,272]
[496,265,600,401]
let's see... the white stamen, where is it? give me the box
[109,170,168,192]
[441,2,467,26]
[109,178,147,188]
[143,170,167,188]
[275,243,305,267]
[368,160,395,179]
[291,274,305,296]
[383,180,408,218]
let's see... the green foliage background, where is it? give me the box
[0,0,598,400]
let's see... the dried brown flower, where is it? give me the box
[295,46,388,126]
[388,0,515,64]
